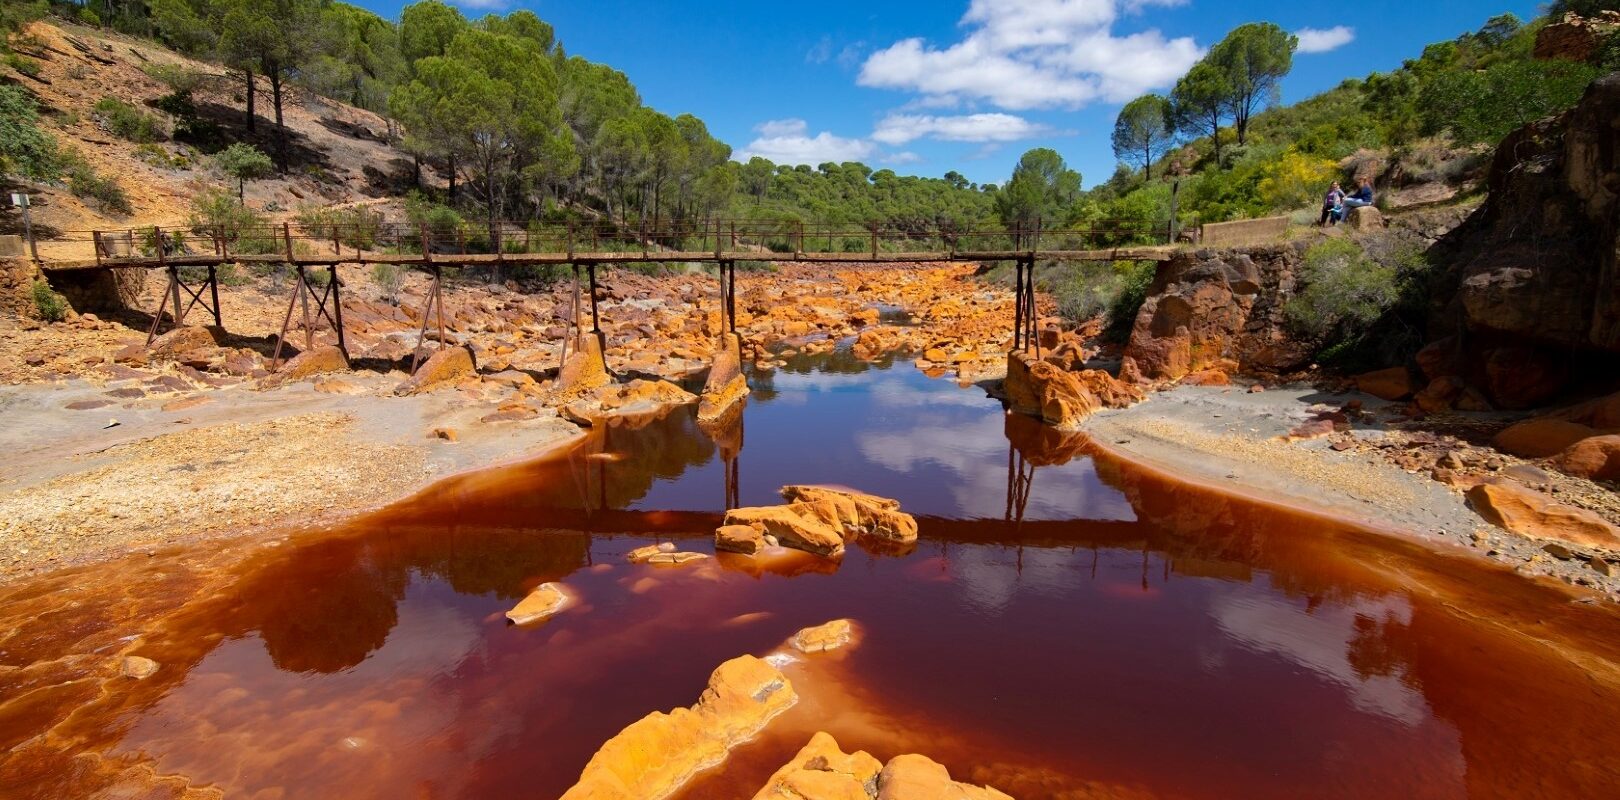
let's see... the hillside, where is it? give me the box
[2,19,441,243]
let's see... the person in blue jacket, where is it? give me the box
[1336,178,1374,222]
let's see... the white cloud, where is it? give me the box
[882,151,924,165]
[736,119,876,165]
[1296,25,1355,54]
[447,0,507,10]
[872,112,1049,145]
[858,0,1202,110]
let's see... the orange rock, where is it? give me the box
[1466,479,1620,549]
[751,732,882,800]
[780,486,916,543]
[1004,351,1143,429]
[505,582,570,625]
[715,524,764,555]
[1492,418,1598,458]
[561,655,797,800]
[1415,376,1465,414]
[1353,367,1414,401]
[147,325,218,358]
[877,754,1013,800]
[1182,368,1230,386]
[789,619,858,653]
[923,347,948,363]
[724,505,845,557]
[556,334,611,399]
[395,346,476,396]
[1553,435,1620,481]
[265,345,348,386]
[699,332,750,423]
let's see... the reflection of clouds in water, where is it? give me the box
[869,375,998,408]
[858,410,1134,520]
[950,545,1106,615]
[1209,585,1429,726]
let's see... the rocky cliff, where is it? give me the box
[1422,71,1620,407]
[1122,243,1312,382]
[1123,71,1620,410]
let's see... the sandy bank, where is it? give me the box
[0,372,581,580]
[1083,383,1620,598]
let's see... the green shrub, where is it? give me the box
[1418,59,1600,145]
[1054,259,1156,339]
[188,188,276,253]
[297,204,384,250]
[93,97,163,143]
[216,263,251,286]
[0,84,60,180]
[134,142,190,169]
[1286,239,1400,338]
[370,263,403,301]
[77,6,101,26]
[57,150,133,214]
[3,53,41,78]
[30,279,68,322]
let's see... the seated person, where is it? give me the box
[1338,178,1374,220]
[1319,181,1345,227]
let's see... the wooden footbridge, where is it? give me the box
[31,218,1177,370]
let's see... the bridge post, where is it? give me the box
[328,265,347,359]
[207,265,222,328]
[1012,258,1024,352]
[587,263,601,335]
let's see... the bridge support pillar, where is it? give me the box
[1011,255,1039,358]
[145,264,222,347]
[272,264,350,371]
[408,265,446,375]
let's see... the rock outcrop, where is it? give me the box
[1424,73,1620,406]
[699,332,750,423]
[876,755,1014,800]
[394,345,476,395]
[749,734,1013,800]
[751,732,882,800]
[780,485,918,544]
[721,487,918,558]
[1467,479,1620,550]
[1122,244,1313,382]
[1534,12,1620,63]
[1003,350,1143,428]
[724,505,847,557]
[505,582,571,625]
[562,379,697,425]
[789,619,858,653]
[1554,435,1620,481]
[561,655,797,800]
[263,345,348,387]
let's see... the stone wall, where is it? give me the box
[40,267,147,315]
[1198,216,1289,247]
[1122,243,1312,382]
[1,257,40,317]
[1534,12,1619,63]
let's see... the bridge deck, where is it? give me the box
[39,246,1178,272]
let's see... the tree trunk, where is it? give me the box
[238,177,245,203]
[245,69,256,132]
[447,153,457,202]
[412,154,421,190]
[269,68,287,171]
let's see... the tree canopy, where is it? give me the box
[1112,95,1176,180]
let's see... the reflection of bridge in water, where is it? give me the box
[32,218,1176,372]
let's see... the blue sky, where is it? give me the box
[359,0,1546,187]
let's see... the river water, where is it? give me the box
[3,352,1619,799]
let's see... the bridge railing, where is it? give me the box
[47,217,1172,265]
